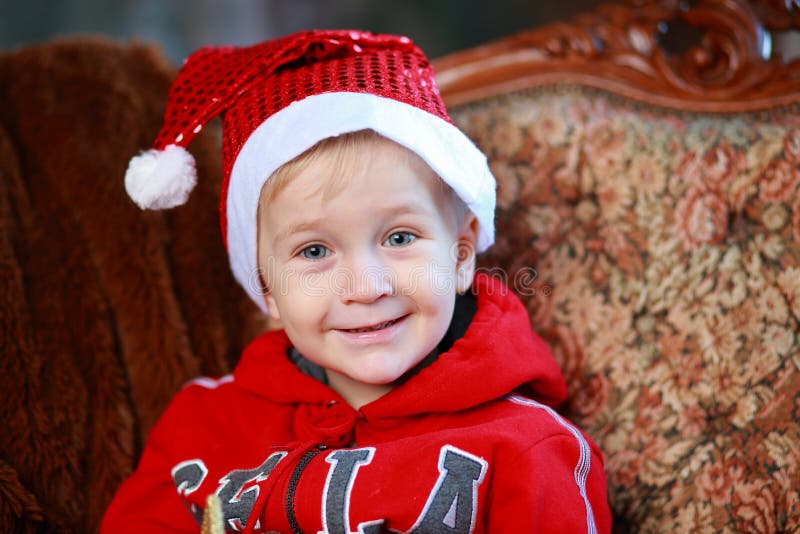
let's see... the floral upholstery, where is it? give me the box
[450,86,800,532]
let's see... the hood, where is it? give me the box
[233,273,567,418]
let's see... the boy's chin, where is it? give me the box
[335,361,423,387]
[349,369,410,386]
[358,354,438,387]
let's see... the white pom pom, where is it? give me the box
[124,144,197,209]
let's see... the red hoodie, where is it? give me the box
[102,274,611,533]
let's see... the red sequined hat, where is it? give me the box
[125,29,496,312]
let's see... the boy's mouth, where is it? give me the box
[341,316,405,334]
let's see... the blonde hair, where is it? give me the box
[258,129,467,219]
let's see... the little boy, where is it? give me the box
[103,30,611,533]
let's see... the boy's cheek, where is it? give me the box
[293,270,330,299]
[264,262,329,298]
[398,261,458,292]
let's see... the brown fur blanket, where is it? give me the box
[0,37,264,532]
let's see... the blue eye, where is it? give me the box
[300,245,329,259]
[385,232,415,247]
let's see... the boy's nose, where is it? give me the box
[336,255,395,304]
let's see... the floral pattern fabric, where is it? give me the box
[450,86,800,533]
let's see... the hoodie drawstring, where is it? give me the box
[240,440,321,534]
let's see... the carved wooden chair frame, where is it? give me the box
[433,0,800,111]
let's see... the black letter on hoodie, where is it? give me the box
[321,448,380,534]
[172,459,208,497]
[410,445,488,533]
[216,451,287,531]
[172,459,209,524]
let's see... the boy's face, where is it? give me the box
[258,138,477,406]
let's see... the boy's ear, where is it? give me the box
[264,293,281,321]
[257,258,281,320]
[455,212,479,294]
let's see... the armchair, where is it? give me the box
[1,1,798,531]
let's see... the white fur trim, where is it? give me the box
[125,144,197,209]
[226,92,496,313]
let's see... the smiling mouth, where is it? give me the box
[341,316,405,334]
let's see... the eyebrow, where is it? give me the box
[378,204,430,220]
[271,204,431,246]
[271,220,324,247]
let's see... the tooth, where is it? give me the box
[346,319,398,333]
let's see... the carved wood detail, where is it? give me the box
[751,0,800,29]
[433,0,800,111]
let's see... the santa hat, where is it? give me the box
[125,29,496,312]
